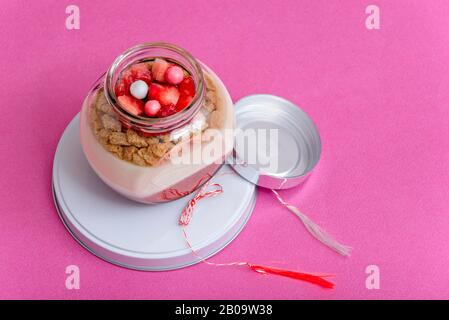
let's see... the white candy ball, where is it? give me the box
[129,80,148,100]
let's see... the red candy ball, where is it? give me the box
[165,65,184,85]
[144,100,161,117]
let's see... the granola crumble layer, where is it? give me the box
[90,74,221,167]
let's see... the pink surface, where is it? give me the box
[1,0,449,299]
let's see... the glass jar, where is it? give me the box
[80,43,234,203]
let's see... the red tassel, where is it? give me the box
[177,177,338,289]
[247,263,335,289]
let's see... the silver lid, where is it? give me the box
[231,94,321,190]
[53,114,257,271]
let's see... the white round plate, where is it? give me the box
[52,114,257,271]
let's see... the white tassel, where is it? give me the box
[272,190,352,257]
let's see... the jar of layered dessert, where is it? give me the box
[80,43,234,203]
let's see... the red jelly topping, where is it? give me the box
[115,58,196,118]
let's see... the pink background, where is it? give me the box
[1,0,449,299]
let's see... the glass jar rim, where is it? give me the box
[104,42,205,132]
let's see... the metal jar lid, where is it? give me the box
[53,115,257,271]
[231,94,322,190]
